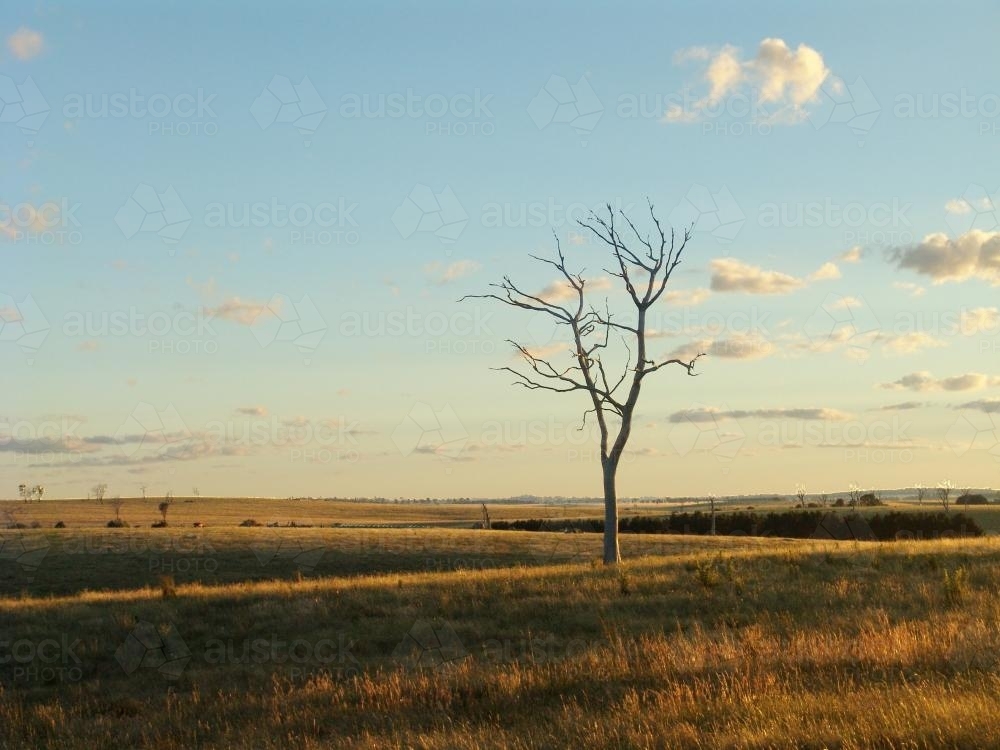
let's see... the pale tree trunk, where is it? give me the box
[601,456,621,564]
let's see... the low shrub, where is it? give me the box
[957,493,990,505]
[106,519,128,528]
[152,520,168,528]
[54,521,66,528]
[494,510,983,542]
[239,519,262,527]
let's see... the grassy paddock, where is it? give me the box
[2,529,1000,748]
[4,498,1000,747]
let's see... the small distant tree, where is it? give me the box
[192,487,200,499]
[819,493,829,508]
[708,493,717,536]
[32,484,45,503]
[139,484,148,500]
[795,484,807,508]
[915,483,926,506]
[938,480,954,512]
[158,492,173,525]
[17,483,29,503]
[109,495,125,522]
[94,483,108,504]
[848,483,863,508]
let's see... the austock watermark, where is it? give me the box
[63,88,218,136]
[758,197,913,247]
[0,199,83,245]
[0,635,83,685]
[204,197,360,247]
[339,306,497,355]
[251,75,326,145]
[205,632,361,680]
[60,529,220,576]
[528,74,603,143]
[340,88,495,136]
[0,293,50,364]
[0,74,49,144]
[205,415,360,465]
[757,415,917,464]
[893,89,1000,135]
[392,618,605,671]
[63,307,219,355]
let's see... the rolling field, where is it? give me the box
[3,499,1000,748]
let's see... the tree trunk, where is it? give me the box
[602,457,621,565]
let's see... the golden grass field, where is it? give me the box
[3,498,1000,748]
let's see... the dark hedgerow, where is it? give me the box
[491,510,982,541]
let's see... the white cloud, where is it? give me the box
[668,38,829,124]
[709,258,805,295]
[202,297,274,325]
[877,331,948,356]
[840,246,863,263]
[960,307,999,335]
[424,259,481,285]
[537,276,612,303]
[664,287,711,306]
[945,198,973,215]
[235,406,269,416]
[808,262,841,282]
[668,405,850,423]
[892,281,926,297]
[7,27,43,60]
[891,230,1000,286]
[668,333,774,361]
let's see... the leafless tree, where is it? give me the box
[17,483,29,503]
[848,483,863,508]
[109,495,125,522]
[139,484,148,500]
[158,494,173,525]
[32,484,44,503]
[465,203,702,564]
[93,483,108,504]
[938,480,953,512]
[795,484,807,508]
[819,493,829,508]
[915,483,926,505]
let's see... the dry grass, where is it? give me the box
[0,496,675,529]
[3,526,1000,748]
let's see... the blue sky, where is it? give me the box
[3,1,1000,500]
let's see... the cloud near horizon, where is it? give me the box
[879,371,1000,393]
[668,406,851,424]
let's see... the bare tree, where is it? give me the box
[915,483,926,506]
[848,483,863,508]
[93,483,108,504]
[819,493,829,508]
[465,204,702,564]
[795,484,807,508]
[32,484,44,503]
[708,493,717,536]
[109,495,125,522]
[938,480,953,512]
[139,484,148,500]
[17,483,29,503]
[158,493,173,525]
